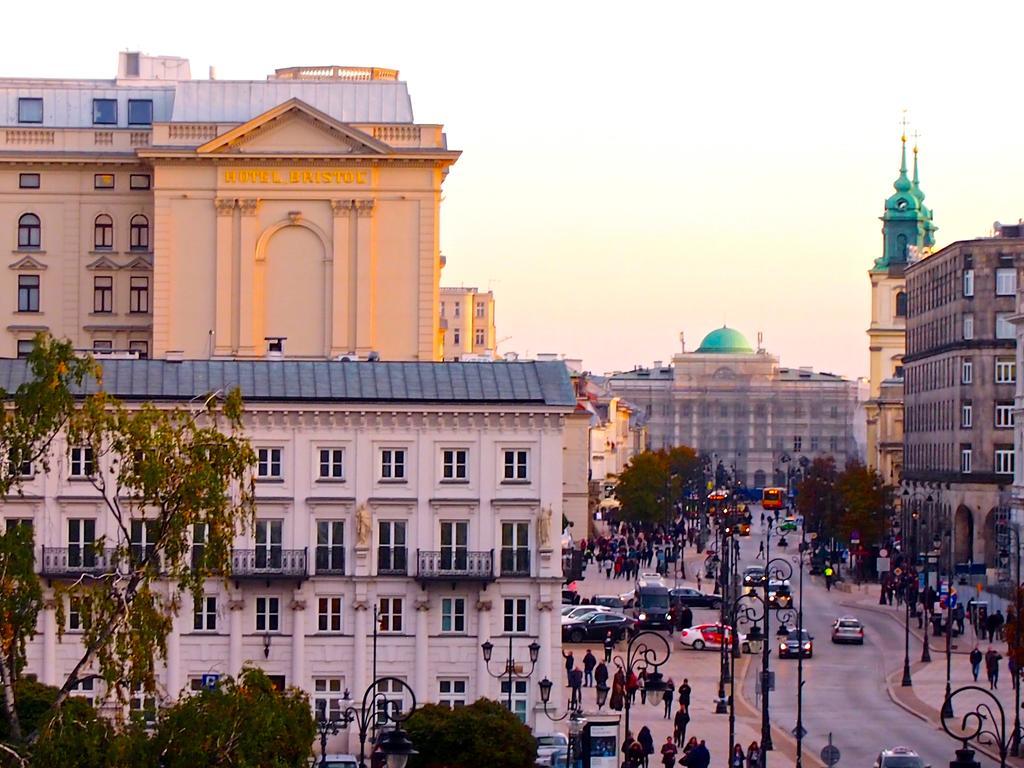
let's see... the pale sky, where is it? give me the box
[7,1,1023,379]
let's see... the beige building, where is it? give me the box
[607,327,859,489]
[440,286,496,360]
[1,52,458,362]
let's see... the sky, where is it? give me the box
[5,1,1023,379]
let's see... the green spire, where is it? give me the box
[874,126,936,271]
[894,132,911,192]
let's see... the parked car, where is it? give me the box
[679,623,750,653]
[561,605,611,624]
[562,612,634,644]
[591,595,627,611]
[767,580,793,609]
[874,747,928,768]
[778,628,813,659]
[831,616,865,644]
[536,733,569,766]
[315,755,358,768]
[562,589,582,606]
[669,587,722,610]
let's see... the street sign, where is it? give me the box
[201,673,220,690]
[879,548,889,558]
[949,592,958,609]
[820,745,840,766]
[792,725,807,739]
[894,567,903,576]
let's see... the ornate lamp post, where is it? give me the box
[336,677,418,768]
[480,636,541,714]
[611,630,671,739]
[756,546,796,767]
[940,685,1012,768]
[537,677,608,768]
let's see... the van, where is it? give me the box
[633,578,673,629]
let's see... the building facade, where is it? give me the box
[865,133,936,486]
[0,52,458,362]
[440,286,497,360]
[903,232,1021,570]
[3,358,573,747]
[607,327,859,489]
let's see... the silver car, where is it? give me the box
[874,747,928,768]
[831,616,865,644]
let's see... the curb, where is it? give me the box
[838,599,976,656]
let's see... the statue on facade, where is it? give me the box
[538,505,553,549]
[356,504,371,548]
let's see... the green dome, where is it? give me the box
[696,326,754,354]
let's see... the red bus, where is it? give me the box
[761,487,787,510]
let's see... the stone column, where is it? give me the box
[476,598,492,701]
[414,596,430,703]
[236,198,261,355]
[354,200,375,355]
[165,608,181,699]
[353,599,369,700]
[229,595,245,676]
[538,597,554,687]
[330,200,354,356]
[42,595,57,686]
[291,595,306,691]
[213,198,236,354]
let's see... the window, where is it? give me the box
[19,173,40,189]
[257,447,282,479]
[503,597,527,634]
[130,215,149,250]
[93,276,113,313]
[828,436,839,453]
[442,448,468,481]
[68,519,96,568]
[92,99,117,125]
[127,99,153,126]
[129,340,149,359]
[996,448,1015,475]
[69,446,94,478]
[7,448,33,478]
[130,276,149,313]
[963,269,975,297]
[501,521,530,576]
[996,403,1014,429]
[996,357,1016,384]
[810,436,820,452]
[191,522,207,569]
[255,520,282,569]
[961,403,973,429]
[316,520,344,574]
[996,267,1017,296]
[17,275,39,312]
[438,679,467,709]
[70,675,95,706]
[441,597,466,634]
[961,446,973,474]
[94,214,113,249]
[17,213,40,248]
[15,340,30,359]
[130,520,158,566]
[18,97,42,124]
[317,448,345,480]
[374,678,407,725]
[94,174,115,190]
[962,314,974,340]
[501,679,528,722]
[475,301,485,319]
[314,678,345,721]
[793,436,802,452]
[474,328,485,346]
[440,521,468,570]
[829,405,839,418]
[996,312,1015,340]
[317,596,343,632]
[380,448,406,480]
[454,303,461,318]
[962,359,974,384]
[67,596,86,631]
[130,173,151,190]
[92,340,112,353]
[256,596,280,632]
[453,329,460,344]
[129,686,157,726]
[895,291,907,317]
[378,521,407,575]
[503,449,529,482]
[378,597,403,633]
[193,596,217,631]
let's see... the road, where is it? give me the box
[735,509,998,768]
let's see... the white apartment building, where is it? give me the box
[2,358,573,750]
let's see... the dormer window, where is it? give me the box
[18,98,42,124]
[92,99,117,126]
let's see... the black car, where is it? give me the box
[562,612,634,644]
[766,581,793,609]
[778,628,813,658]
[669,587,722,610]
[742,566,766,589]
[562,589,582,606]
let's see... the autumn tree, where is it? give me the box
[834,460,890,545]
[795,456,840,536]
[405,699,536,768]
[614,446,701,524]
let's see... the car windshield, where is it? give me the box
[787,630,810,641]
[640,593,670,609]
[882,757,924,768]
[537,736,566,747]
[838,621,861,628]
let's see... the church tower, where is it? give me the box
[865,130,935,484]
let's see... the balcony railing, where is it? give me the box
[40,546,116,577]
[500,548,531,577]
[377,547,408,576]
[230,548,307,579]
[416,549,494,583]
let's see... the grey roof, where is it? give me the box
[0,359,575,407]
[0,86,176,128]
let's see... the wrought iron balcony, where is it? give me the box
[416,549,494,583]
[230,548,308,580]
[40,546,116,577]
[500,548,531,577]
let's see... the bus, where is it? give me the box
[761,487,787,510]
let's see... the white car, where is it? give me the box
[314,755,358,768]
[561,605,611,623]
[536,733,569,766]
[874,747,928,768]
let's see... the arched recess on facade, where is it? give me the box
[753,470,767,489]
[983,508,998,566]
[254,217,332,357]
[953,505,974,564]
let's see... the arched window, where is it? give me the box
[94,214,113,250]
[17,213,40,248]
[897,234,908,260]
[895,291,908,317]
[130,214,149,251]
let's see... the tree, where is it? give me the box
[1003,587,1024,673]
[405,699,536,768]
[613,446,702,525]
[795,457,840,537]
[0,526,41,745]
[834,460,890,545]
[149,667,315,768]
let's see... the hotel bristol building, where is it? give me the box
[0,52,579,744]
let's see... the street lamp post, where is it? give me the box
[480,636,541,714]
[336,677,419,768]
[905,488,935,664]
[1005,523,1022,757]
[795,527,810,768]
[941,512,954,720]
[759,547,796,768]
[537,677,608,768]
[611,630,671,740]
[899,488,914,687]
[716,509,734,714]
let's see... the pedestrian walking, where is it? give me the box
[604,631,615,663]
[679,606,693,631]
[623,731,637,768]
[626,669,639,705]
[745,742,761,768]
[970,646,982,681]
[570,666,584,709]
[611,668,626,711]
[673,705,690,746]
[681,739,710,768]
[677,678,692,708]
[639,667,648,704]
[662,677,674,718]
[661,737,678,768]
[986,647,1002,690]
[638,726,654,768]
[583,649,597,687]
[563,649,575,685]
[595,660,609,694]
[757,540,765,559]
[1010,657,1019,691]
[730,745,745,768]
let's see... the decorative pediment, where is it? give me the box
[85,255,120,271]
[196,98,391,156]
[8,255,46,270]
[123,255,154,271]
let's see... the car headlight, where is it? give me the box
[778,643,786,652]
[803,642,812,650]
[639,613,647,621]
